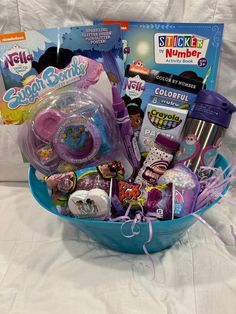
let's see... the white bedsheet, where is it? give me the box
[0,1,236,313]
[0,183,236,314]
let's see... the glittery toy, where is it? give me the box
[53,116,102,165]
[17,56,134,178]
[18,90,119,175]
[44,161,124,214]
[158,163,200,217]
[45,171,77,194]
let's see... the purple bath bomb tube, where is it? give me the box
[112,86,141,177]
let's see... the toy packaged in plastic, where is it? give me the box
[158,163,200,217]
[17,56,134,178]
[44,163,122,219]
[18,88,133,178]
[0,55,108,124]
[113,179,173,220]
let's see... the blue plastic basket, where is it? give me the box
[29,154,230,254]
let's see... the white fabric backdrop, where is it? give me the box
[0,2,236,314]
[0,182,236,314]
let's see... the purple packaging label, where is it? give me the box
[158,163,200,217]
[145,184,173,220]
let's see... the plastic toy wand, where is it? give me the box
[112,86,141,177]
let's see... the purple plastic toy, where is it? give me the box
[158,163,200,218]
[18,91,115,175]
[33,108,64,141]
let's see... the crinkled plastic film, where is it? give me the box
[18,87,133,177]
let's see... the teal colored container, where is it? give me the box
[29,154,230,254]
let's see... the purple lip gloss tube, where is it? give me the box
[112,86,141,176]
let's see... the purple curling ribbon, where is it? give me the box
[121,215,141,238]
[120,205,143,238]
[191,212,229,245]
[110,203,133,222]
[115,203,156,279]
[230,225,236,246]
[142,217,156,280]
[195,161,236,210]
[192,212,236,247]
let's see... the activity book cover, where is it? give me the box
[95,21,224,154]
[0,24,124,92]
[98,21,224,90]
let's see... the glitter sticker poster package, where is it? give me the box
[0,24,124,93]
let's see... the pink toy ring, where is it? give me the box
[33,108,64,141]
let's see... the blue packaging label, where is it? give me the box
[96,21,224,90]
[174,190,185,215]
[0,25,124,92]
[154,32,209,65]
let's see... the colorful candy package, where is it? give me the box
[45,161,124,218]
[158,163,200,217]
[113,179,173,220]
